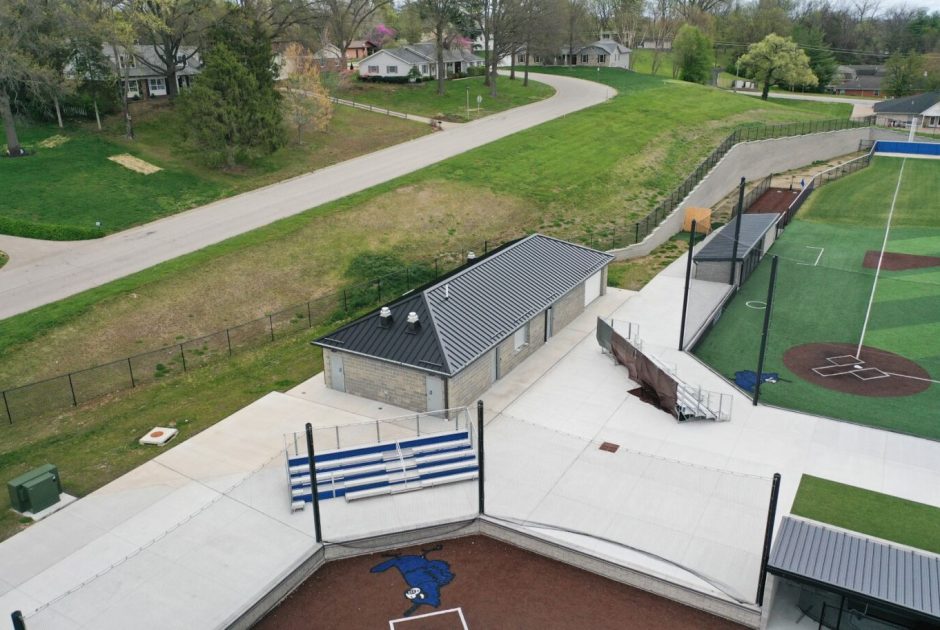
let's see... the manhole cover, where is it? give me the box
[599,442,620,453]
[150,430,164,438]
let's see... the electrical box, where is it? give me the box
[8,464,61,513]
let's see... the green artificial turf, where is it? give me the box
[792,475,940,554]
[695,157,940,438]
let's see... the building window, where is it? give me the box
[533,55,541,63]
[148,77,167,96]
[126,80,140,97]
[514,323,530,351]
[581,54,589,63]
[386,65,398,74]
[518,53,526,63]
[119,54,136,69]
[421,64,428,74]
[598,54,606,63]
[368,65,379,74]
[175,53,186,63]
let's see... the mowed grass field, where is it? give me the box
[695,157,940,438]
[335,74,554,121]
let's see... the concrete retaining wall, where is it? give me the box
[609,128,928,261]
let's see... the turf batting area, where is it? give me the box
[257,536,743,629]
[694,157,940,439]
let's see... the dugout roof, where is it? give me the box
[768,516,940,622]
[693,214,779,262]
[314,234,612,376]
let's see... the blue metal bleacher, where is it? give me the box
[286,430,478,511]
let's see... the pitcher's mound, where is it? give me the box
[783,342,930,397]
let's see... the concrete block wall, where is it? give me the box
[552,283,586,332]
[449,348,496,409]
[497,312,547,378]
[326,350,429,411]
[609,127,928,262]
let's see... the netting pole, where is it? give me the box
[678,220,697,351]
[305,422,323,543]
[753,256,779,406]
[728,177,746,286]
[11,610,26,630]
[756,472,781,606]
[477,400,485,516]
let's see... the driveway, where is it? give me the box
[732,89,878,118]
[0,72,613,321]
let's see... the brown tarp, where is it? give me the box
[596,318,680,419]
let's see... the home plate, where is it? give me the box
[139,427,178,446]
[389,608,469,629]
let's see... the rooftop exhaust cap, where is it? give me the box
[379,306,393,327]
[467,251,476,262]
[406,311,420,332]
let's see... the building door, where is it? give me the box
[584,270,602,306]
[426,375,444,411]
[545,307,554,340]
[330,352,345,392]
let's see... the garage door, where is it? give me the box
[583,270,601,306]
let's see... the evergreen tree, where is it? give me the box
[793,26,837,92]
[884,52,925,98]
[672,24,713,84]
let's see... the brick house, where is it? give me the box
[313,235,612,412]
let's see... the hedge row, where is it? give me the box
[0,216,104,241]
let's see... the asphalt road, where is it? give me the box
[0,72,613,321]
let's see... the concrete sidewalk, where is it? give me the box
[0,72,613,321]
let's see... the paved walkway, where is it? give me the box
[731,90,878,118]
[0,72,613,321]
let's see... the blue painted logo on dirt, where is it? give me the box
[371,544,454,617]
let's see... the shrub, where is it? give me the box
[0,216,103,240]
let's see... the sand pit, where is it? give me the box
[38,135,69,149]
[108,154,162,174]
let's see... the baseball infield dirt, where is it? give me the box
[862,250,940,271]
[746,188,799,214]
[257,535,745,630]
[783,342,931,397]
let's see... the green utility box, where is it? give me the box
[8,464,61,513]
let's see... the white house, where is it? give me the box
[505,40,630,69]
[100,45,202,99]
[358,42,483,80]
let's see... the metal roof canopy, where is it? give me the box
[693,213,779,262]
[768,516,940,622]
[313,234,613,377]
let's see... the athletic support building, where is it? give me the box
[313,235,612,412]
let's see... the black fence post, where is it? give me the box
[179,344,187,372]
[2,390,12,425]
[305,422,323,543]
[477,400,485,515]
[307,301,312,326]
[678,221,697,351]
[226,328,233,356]
[753,256,779,406]
[67,373,77,407]
[268,315,275,342]
[11,610,26,630]
[728,177,746,286]
[343,289,348,312]
[756,472,782,606]
[127,358,136,388]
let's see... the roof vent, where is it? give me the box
[444,284,450,300]
[406,311,420,333]
[378,306,392,328]
[467,251,476,262]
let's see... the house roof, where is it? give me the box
[314,235,613,376]
[874,91,940,115]
[768,516,940,622]
[104,45,202,79]
[693,213,779,262]
[406,42,482,64]
[582,40,630,54]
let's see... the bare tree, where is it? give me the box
[318,0,393,68]
[415,0,464,95]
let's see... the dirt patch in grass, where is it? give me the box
[38,134,69,149]
[108,153,163,174]
[0,182,537,388]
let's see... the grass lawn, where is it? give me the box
[629,49,675,77]
[0,69,852,540]
[335,75,554,121]
[791,475,940,554]
[0,103,429,237]
[607,232,697,290]
[694,157,940,439]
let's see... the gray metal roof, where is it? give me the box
[314,235,612,376]
[874,91,940,115]
[694,213,779,262]
[768,516,940,621]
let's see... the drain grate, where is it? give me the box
[599,442,620,453]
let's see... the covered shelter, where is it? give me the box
[693,213,780,285]
[767,516,940,629]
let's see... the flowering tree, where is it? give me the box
[282,43,333,142]
[369,24,396,47]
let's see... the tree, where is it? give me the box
[0,0,69,156]
[672,24,712,84]
[319,0,393,67]
[282,43,333,141]
[415,0,464,95]
[793,25,837,91]
[884,52,925,97]
[739,34,817,100]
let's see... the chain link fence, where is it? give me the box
[0,241,505,426]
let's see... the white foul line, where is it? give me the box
[856,159,907,360]
[797,246,825,266]
[390,607,469,630]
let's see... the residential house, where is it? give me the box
[313,235,612,413]
[505,40,630,69]
[358,42,483,80]
[103,44,202,99]
[828,65,885,97]
[873,91,940,130]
